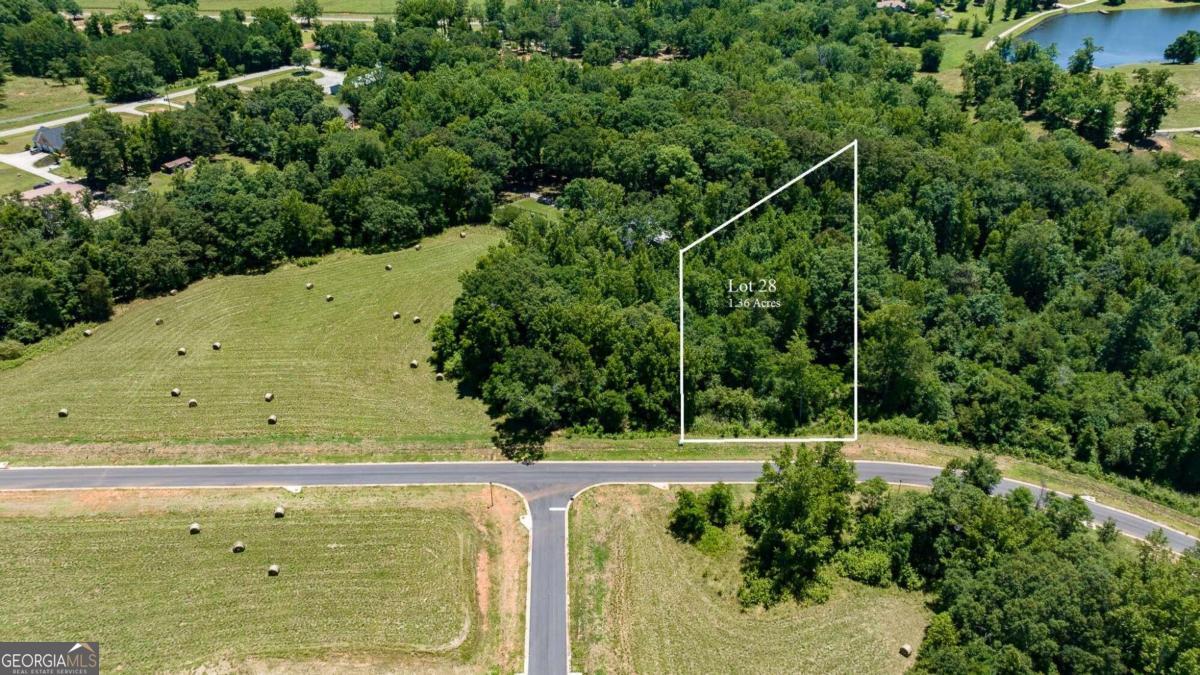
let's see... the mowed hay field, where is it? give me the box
[0,485,528,672]
[0,228,499,445]
[569,485,930,674]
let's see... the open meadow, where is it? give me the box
[0,228,498,446]
[0,485,528,672]
[568,484,930,674]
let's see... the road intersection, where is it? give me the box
[0,459,1194,674]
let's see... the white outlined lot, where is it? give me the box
[677,140,858,444]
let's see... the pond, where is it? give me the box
[1020,5,1200,68]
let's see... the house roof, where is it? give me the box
[162,156,193,170]
[20,182,86,202]
[32,125,66,151]
[875,0,908,8]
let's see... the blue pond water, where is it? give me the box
[1021,6,1200,67]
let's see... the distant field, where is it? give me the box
[496,196,561,221]
[0,76,93,130]
[0,227,498,444]
[0,163,43,194]
[0,485,527,672]
[569,484,930,674]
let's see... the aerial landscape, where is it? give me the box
[2,0,1200,672]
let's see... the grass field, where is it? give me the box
[235,68,320,91]
[569,484,930,674]
[0,485,527,672]
[0,76,93,130]
[1111,62,1200,128]
[0,227,498,444]
[495,196,561,222]
[0,162,44,194]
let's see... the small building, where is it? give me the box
[161,156,193,174]
[328,83,342,96]
[875,0,909,9]
[31,125,66,154]
[20,182,86,203]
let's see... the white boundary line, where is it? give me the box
[678,140,859,444]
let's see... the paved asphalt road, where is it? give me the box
[0,460,1194,674]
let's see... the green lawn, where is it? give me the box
[495,196,561,222]
[0,163,45,194]
[569,484,930,674]
[0,485,527,672]
[234,68,321,91]
[0,76,93,129]
[1112,62,1200,128]
[0,227,499,444]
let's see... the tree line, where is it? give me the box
[670,447,1200,671]
[0,0,301,101]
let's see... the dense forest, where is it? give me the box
[1,0,1200,497]
[672,447,1200,672]
[0,0,302,100]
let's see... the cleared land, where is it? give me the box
[0,162,44,193]
[0,227,498,444]
[569,484,929,674]
[0,485,527,672]
[0,76,93,132]
[1113,62,1200,128]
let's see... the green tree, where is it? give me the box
[704,482,735,529]
[293,0,322,26]
[668,488,708,542]
[99,52,163,102]
[63,110,129,187]
[919,40,943,73]
[1068,36,1101,74]
[1122,68,1179,142]
[1164,30,1200,64]
[741,445,856,603]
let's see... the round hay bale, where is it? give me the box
[189,522,201,534]
[274,506,285,518]
[305,282,314,290]
[412,316,421,324]
[170,388,181,397]
[900,644,913,658]
[414,244,421,251]
[325,294,334,302]
[267,414,277,425]
[169,289,178,296]
[212,342,221,351]
[385,264,393,271]
[177,347,187,356]
[188,398,198,408]
[57,408,69,418]
[460,230,466,238]
[83,329,93,337]
[267,564,280,576]
[409,359,419,369]
[392,311,400,320]
[264,392,274,402]
[231,541,245,553]
[155,318,163,326]
[435,372,445,382]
